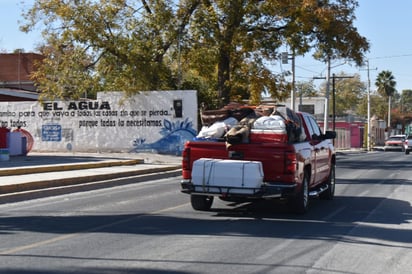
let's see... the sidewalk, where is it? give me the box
[0,152,182,203]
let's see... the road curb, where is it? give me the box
[0,165,181,195]
[0,168,182,204]
[0,159,144,176]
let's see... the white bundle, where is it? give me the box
[252,115,285,130]
[197,117,238,139]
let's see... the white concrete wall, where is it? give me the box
[283,97,325,115]
[0,90,198,155]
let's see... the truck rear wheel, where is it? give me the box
[190,195,214,211]
[289,171,309,214]
[320,164,335,200]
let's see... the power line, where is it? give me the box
[295,64,320,74]
[370,53,412,60]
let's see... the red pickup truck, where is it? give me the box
[181,107,336,214]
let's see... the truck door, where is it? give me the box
[303,115,330,184]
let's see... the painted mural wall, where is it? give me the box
[0,90,198,155]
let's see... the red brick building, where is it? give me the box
[0,52,43,101]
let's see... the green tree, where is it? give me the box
[400,89,412,113]
[23,0,199,100]
[318,73,366,116]
[358,93,387,121]
[296,80,318,98]
[184,0,369,105]
[22,0,369,104]
[334,73,366,116]
[375,70,397,127]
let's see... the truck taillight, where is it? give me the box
[182,147,191,170]
[284,152,297,174]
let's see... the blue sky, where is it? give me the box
[0,1,42,52]
[283,1,412,93]
[1,0,412,92]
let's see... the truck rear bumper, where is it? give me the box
[181,179,296,199]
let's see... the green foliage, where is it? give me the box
[21,0,369,106]
[311,0,369,66]
[296,80,318,98]
[318,73,366,116]
[375,70,397,98]
[31,44,101,101]
[334,73,366,115]
[375,70,397,125]
[401,89,412,113]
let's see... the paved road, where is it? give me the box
[0,151,411,273]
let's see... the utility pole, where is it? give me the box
[314,58,332,133]
[361,60,377,151]
[314,73,354,134]
[282,51,296,111]
[367,62,371,151]
[313,58,350,132]
[324,57,331,133]
[332,74,354,132]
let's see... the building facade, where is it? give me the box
[0,52,43,101]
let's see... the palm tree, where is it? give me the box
[375,70,396,129]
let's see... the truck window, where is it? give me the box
[303,115,321,137]
[308,116,322,135]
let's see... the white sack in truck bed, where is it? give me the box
[251,106,305,143]
[252,116,286,132]
[191,158,264,194]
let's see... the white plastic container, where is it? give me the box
[191,158,264,194]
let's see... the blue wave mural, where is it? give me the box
[130,118,196,155]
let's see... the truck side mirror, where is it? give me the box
[312,131,336,141]
[312,134,321,141]
[324,131,336,139]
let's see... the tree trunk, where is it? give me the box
[217,47,231,107]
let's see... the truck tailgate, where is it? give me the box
[183,141,294,182]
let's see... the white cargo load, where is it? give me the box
[191,158,264,194]
[252,115,286,132]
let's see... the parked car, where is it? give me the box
[384,135,406,151]
[404,135,412,154]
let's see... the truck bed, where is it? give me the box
[182,140,297,183]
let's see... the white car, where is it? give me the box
[383,135,406,151]
[404,135,412,154]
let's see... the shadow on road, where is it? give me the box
[1,197,410,245]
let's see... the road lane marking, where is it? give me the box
[0,232,84,255]
[0,202,189,255]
